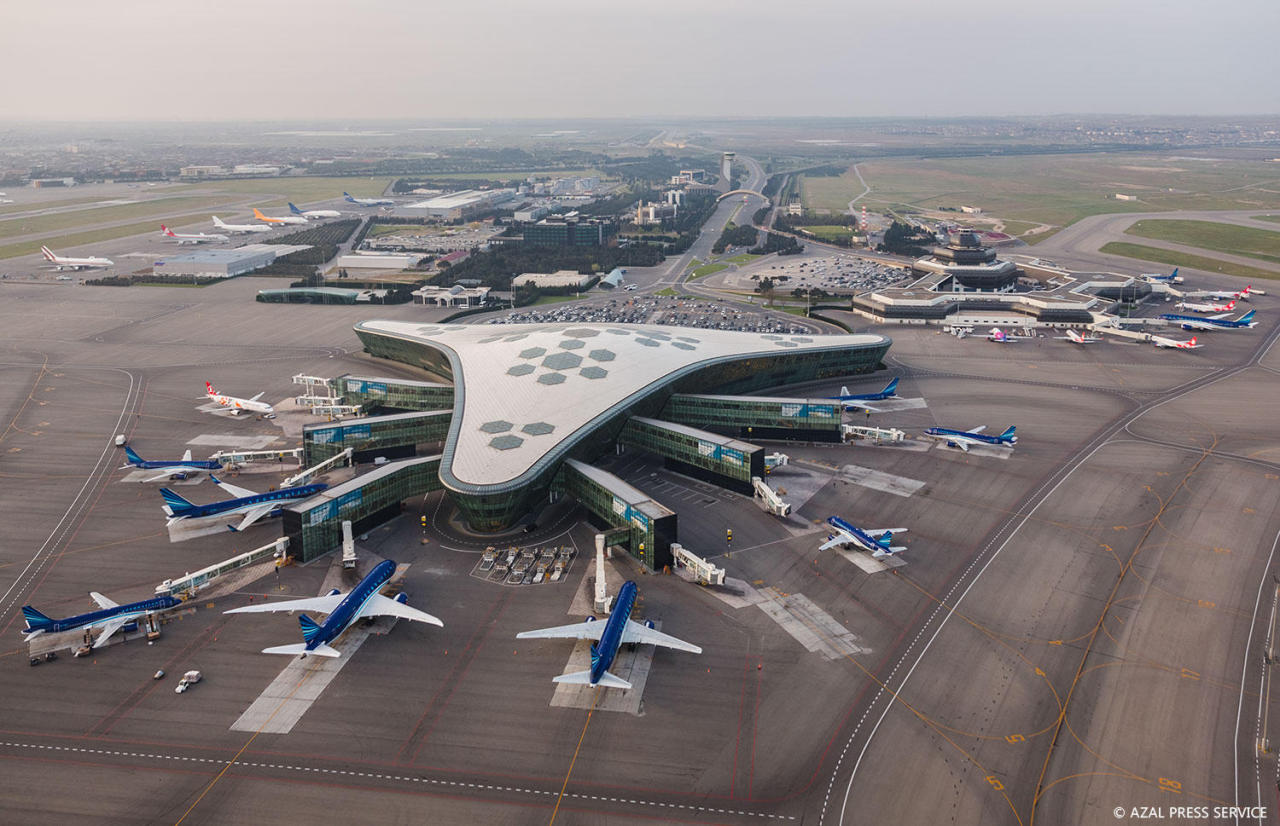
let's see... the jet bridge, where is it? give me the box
[752,476,792,517]
[671,543,725,586]
[283,447,352,488]
[156,538,289,599]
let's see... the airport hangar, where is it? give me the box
[284,321,889,571]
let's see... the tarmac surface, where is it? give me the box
[1,272,1280,825]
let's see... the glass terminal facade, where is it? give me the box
[618,416,762,494]
[555,459,676,570]
[303,411,452,466]
[664,394,843,442]
[328,373,454,410]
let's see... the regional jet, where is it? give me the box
[923,424,1017,451]
[1054,330,1101,345]
[516,581,701,689]
[40,245,113,270]
[160,476,327,532]
[204,381,275,416]
[120,446,221,482]
[289,202,342,219]
[1203,285,1260,302]
[1175,298,1235,314]
[819,516,908,558]
[343,191,394,206]
[1140,268,1183,284]
[23,592,181,648]
[160,224,228,245]
[1151,334,1203,350]
[987,327,1030,343]
[212,216,271,234]
[1159,310,1257,331]
[828,378,899,411]
[252,207,307,225]
[223,559,442,657]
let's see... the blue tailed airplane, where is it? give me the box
[223,559,443,657]
[819,516,908,557]
[828,377,900,411]
[343,191,394,206]
[160,476,327,532]
[923,424,1017,452]
[1158,309,1257,331]
[1141,268,1183,284]
[121,446,222,483]
[23,592,181,648]
[517,581,701,689]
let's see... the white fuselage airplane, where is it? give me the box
[1202,285,1259,301]
[1152,334,1202,350]
[289,202,341,219]
[987,327,1027,343]
[40,245,113,270]
[344,191,394,206]
[161,224,227,245]
[1175,299,1235,314]
[1054,329,1101,344]
[212,216,271,234]
[252,207,307,226]
[204,382,274,416]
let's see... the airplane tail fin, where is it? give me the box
[205,381,217,396]
[41,245,55,261]
[21,606,53,631]
[212,216,225,227]
[883,377,899,395]
[252,208,268,219]
[343,192,354,200]
[1171,268,1178,279]
[553,669,632,689]
[1189,337,1198,347]
[1240,310,1256,323]
[262,642,341,657]
[840,386,850,397]
[123,446,143,465]
[298,614,323,645]
[159,488,197,514]
[999,426,1017,442]
[288,202,303,215]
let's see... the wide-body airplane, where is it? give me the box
[204,382,274,415]
[289,202,341,219]
[40,245,113,270]
[161,224,227,245]
[1159,310,1257,331]
[224,559,442,657]
[252,207,307,225]
[1141,268,1183,284]
[213,216,271,234]
[1152,334,1202,349]
[23,592,181,648]
[1175,298,1235,313]
[121,446,221,482]
[924,424,1017,451]
[819,516,908,557]
[516,580,701,689]
[160,476,327,532]
[344,191,394,206]
[1055,329,1100,344]
[828,378,899,411]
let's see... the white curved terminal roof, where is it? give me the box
[355,321,888,490]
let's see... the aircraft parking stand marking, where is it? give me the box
[0,740,796,821]
[756,590,870,660]
[185,434,281,450]
[836,464,925,497]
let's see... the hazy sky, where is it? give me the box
[2,0,1277,121]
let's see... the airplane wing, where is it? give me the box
[224,593,346,616]
[356,593,444,626]
[621,619,702,653]
[90,591,119,610]
[951,439,971,452]
[249,392,265,402]
[232,504,275,532]
[213,477,257,499]
[863,528,907,535]
[841,400,880,412]
[516,619,609,641]
[1176,318,1212,330]
[181,449,193,462]
[93,616,131,648]
[818,530,853,551]
[966,425,987,435]
[1208,311,1232,320]
[142,466,200,483]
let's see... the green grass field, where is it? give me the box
[724,253,762,264]
[1124,219,1280,266]
[0,213,212,261]
[1255,215,1280,224]
[1099,242,1280,281]
[529,294,582,306]
[691,262,729,279]
[202,176,398,203]
[0,195,240,241]
[0,195,115,218]
[801,225,855,243]
[654,287,680,297]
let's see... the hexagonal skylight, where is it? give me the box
[480,420,514,433]
[542,352,583,370]
[774,340,799,348]
[537,372,567,385]
[636,338,660,347]
[490,435,524,450]
[521,422,555,436]
[559,339,585,350]
[507,364,535,376]
[588,349,616,362]
[564,328,599,338]
[580,366,608,380]
[519,347,547,359]
[606,329,631,336]
[672,342,696,351]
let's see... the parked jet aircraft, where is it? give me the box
[224,559,442,657]
[819,516,908,557]
[988,327,1032,343]
[1141,268,1183,284]
[1151,334,1203,350]
[120,446,221,482]
[1159,310,1257,331]
[212,216,271,234]
[23,592,181,648]
[344,191,394,206]
[289,202,341,219]
[160,476,327,532]
[828,378,899,410]
[923,424,1018,451]
[1175,299,1235,314]
[1202,285,1260,301]
[252,207,307,225]
[160,224,227,245]
[516,580,701,689]
[1054,330,1101,344]
[204,382,274,416]
[40,245,113,270]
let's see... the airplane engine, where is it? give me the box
[645,620,655,630]
[584,616,596,622]
[326,588,341,596]
[394,593,408,604]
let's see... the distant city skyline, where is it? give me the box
[2,0,1277,121]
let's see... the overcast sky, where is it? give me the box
[2,0,1277,121]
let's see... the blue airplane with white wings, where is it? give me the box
[1158,309,1257,331]
[923,424,1017,452]
[516,581,701,689]
[828,378,899,410]
[160,476,327,532]
[1141,267,1183,284]
[23,592,181,648]
[224,559,442,657]
[819,516,908,558]
[121,446,222,482]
